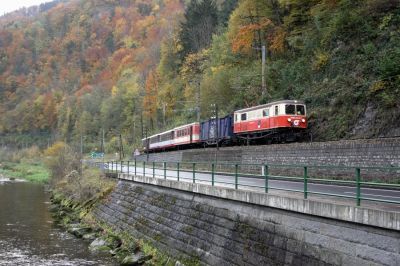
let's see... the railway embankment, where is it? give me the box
[134,138,400,182]
[93,177,400,265]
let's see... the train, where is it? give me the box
[142,100,307,152]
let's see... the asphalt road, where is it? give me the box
[105,163,400,208]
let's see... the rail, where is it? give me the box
[94,160,400,207]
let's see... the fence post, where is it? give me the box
[177,162,180,181]
[121,161,123,173]
[127,161,130,174]
[164,162,167,180]
[211,163,215,186]
[356,168,361,206]
[264,165,269,193]
[304,166,308,199]
[134,159,137,176]
[235,164,239,190]
[193,163,196,183]
[143,161,146,176]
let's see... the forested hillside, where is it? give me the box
[0,0,399,150]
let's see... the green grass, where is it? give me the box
[0,161,49,183]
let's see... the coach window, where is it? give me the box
[263,109,269,117]
[274,106,279,116]
[296,105,305,115]
[241,113,247,121]
[285,104,295,115]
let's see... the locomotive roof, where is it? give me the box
[234,100,305,113]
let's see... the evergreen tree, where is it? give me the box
[180,0,219,56]
[218,0,238,28]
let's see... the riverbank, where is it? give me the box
[49,174,190,266]
[0,161,49,183]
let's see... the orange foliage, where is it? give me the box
[269,27,287,54]
[143,70,159,124]
[232,18,272,54]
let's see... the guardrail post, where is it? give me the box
[212,163,215,186]
[111,161,114,173]
[356,168,361,206]
[134,159,137,176]
[264,165,269,193]
[193,163,196,183]
[143,161,146,176]
[120,161,123,173]
[304,166,308,199]
[127,161,130,174]
[235,164,239,190]
[152,162,155,178]
[164,162,167,179]
[177,162,180,181]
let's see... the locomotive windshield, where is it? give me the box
[285,104,305,115]
[296,105,305,115]
[285,105,296,115]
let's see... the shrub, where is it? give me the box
[44,142,81,184]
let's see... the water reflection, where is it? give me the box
[0,179,116,265]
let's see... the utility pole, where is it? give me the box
[80,135,83,176]
[196,81,201,122]
[262,45,266,96]
[145,128,149,161]
[163,103,166,127]
[101,128,105,172]
[140,112,144,139]
[101,128,105,153]
[215,104,219,151]
[119,134,124,160]
[80,135,83,155]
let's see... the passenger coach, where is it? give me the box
[142,122,200,151]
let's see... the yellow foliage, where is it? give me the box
[180,49,209,82]
[312,51,330,71]
[111,86,119,97]
[369,80,386,93]
[44,142,67,157]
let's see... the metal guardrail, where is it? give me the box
[99,160,400,207]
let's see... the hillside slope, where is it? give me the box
[0,0,399,149]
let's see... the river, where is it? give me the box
[0,177,117,265]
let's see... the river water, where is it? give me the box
[0,177,117,266]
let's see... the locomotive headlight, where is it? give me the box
[302,119,305,123]
[287,118,292,122]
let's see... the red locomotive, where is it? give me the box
[234,100,307,141]
[143,100,307,151]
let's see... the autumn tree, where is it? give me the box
[142,70,159,129]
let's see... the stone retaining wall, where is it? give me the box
[94,180,400,265]
[134,138,400,181]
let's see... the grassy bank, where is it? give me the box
[0,161,49,183]
[50,167,192,265]
[0,146,49,183]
